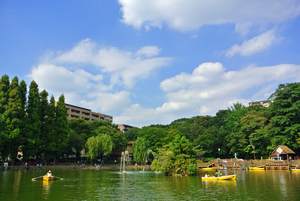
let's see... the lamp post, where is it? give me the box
[252,145,255,160]
[218,148,220,158]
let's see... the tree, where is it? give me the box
[124,127,140,141]
[43,95,56,163]
[151,135,197,176]
[269,83,300,153]
[52,94,69,165]
[68,118,92,160]
[23,80,41,162]
[93,125,127,149]
[0,75,9,114]
[39,90,49,159]
[85,134,113,164]
[3,77,22,165]
[133,137,150,163]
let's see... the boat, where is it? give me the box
[43,176,54,181]
[202,167,215,171]
[291,168,300,171]
[202,174,236,181]
[249,167,265,170]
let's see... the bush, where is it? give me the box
[188,164,196,175]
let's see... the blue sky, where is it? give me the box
[1,0,300,127]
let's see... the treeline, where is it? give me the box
[0,75,127,165]
[126,83,300,160]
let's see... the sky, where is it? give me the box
[1,0,300,127]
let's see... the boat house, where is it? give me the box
[269,145,296,160]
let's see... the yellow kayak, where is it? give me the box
[291,169,300,171]
[202,175,236,181]
[249,167,264,170]
[43,176,54,181]
[202,167,215,171]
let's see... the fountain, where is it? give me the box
[119,150,130,174]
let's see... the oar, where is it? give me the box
[32,175,44,181]
[54,176,63,180]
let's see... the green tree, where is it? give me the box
[133,137,150,163]
[43,95,56,163]
[151,135,197,176]
[0,75,10,114]
[85,134,113,164]
[68,118,92,160]
[269,83,300,153]
[124,127,140,141]
[23,80,41,162]
[53,94,69,165]
[93,125,127,149]
[3,77,22,165]
[39,90,49,159]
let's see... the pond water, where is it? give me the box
[1,168,300,200]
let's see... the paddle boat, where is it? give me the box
[43,176,54,181]
[249,167,265,171]
[202,174,236,181]
[201,167,215,171]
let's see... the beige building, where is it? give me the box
[64,103,113,123]
[249,100,274,108]
[117,124,135,133]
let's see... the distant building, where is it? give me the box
[117,124,135,133]
[62,102,113,123]
[249,100,274,108]
[269,145,296,160]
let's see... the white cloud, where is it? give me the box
[115,62,300,127]
[118,0,300,33]
[28,63,132,115]
[48,39,172,88]
[224,29,283,57]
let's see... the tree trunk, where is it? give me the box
[54,156,56,166]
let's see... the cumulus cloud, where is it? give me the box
[115,62,300,127]
[118,0,300,33]
[48,39,172,88]
[224,29,283,57]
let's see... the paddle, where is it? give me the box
[54,176,63,180]
[32,175,44,181]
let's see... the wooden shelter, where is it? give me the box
[269,145,296,160]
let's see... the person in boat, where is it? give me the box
[205,171,210,177]
[46,170,52,177]
[215,169,219,177]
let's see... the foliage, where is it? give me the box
[85,134,113,163]
[68,118,92,159]
[151,135,197,176]
[3,77,22,164]
[23,80,41,162]
[133,137,150,163]
[124,127,140,141]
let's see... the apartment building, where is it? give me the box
[117,124,135,133]
[249,100,274,108]
[64,103,113,123]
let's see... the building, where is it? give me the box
[249,100,274,107]
[64,103,113,123]
[117,124,135,133]
[269,145,296,160]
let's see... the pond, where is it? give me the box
[1,168,300,200]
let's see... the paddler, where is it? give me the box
[46,170,52,177]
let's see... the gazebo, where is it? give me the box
[269,145,296,160]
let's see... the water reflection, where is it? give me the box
[13,171,21,200]
[42,180,53,199]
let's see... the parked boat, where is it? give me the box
[43,176,54,181]
[249,167,265,170]
[202,167,215,171]
[291,169,300,171]
[202,175,236,181]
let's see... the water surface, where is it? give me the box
[1,169,300,200]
